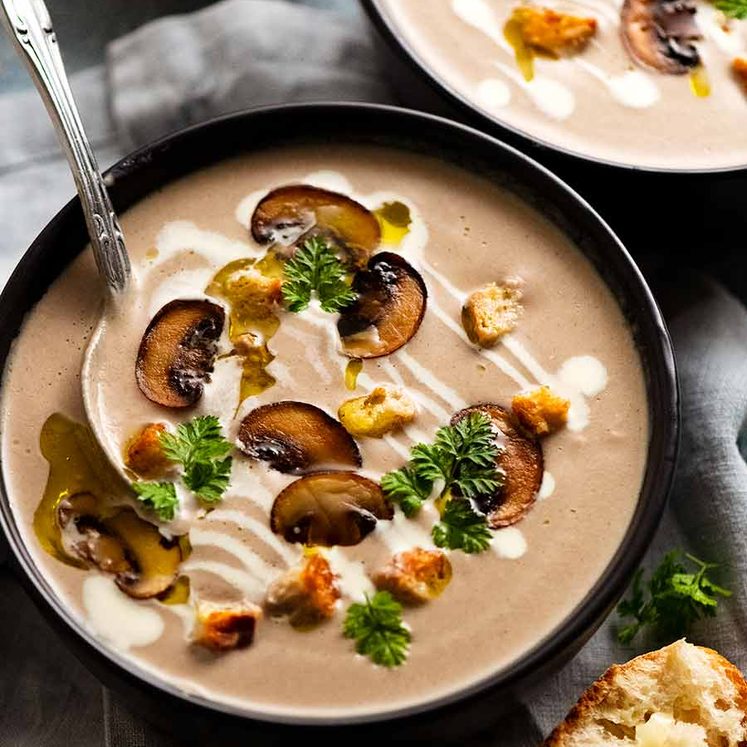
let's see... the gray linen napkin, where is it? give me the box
[1,1,746,745]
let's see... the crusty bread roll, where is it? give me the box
[544,640,747,746]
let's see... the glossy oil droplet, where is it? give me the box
[374,201,411,245]
[689,66,710,98]
[345,359,363,391]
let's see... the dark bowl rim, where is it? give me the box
[361,0,747,176]
[0,101,678,727]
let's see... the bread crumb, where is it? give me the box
[265,552,340,628]
[461,282,523,347]
[192,600,261,652]
[338,385,416,438]
[512,6,597,57]
[733,58,747,95]
[124,423,172,478]
[372,548,452,605]
[512,386,570,436]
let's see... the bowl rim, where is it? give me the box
[362,0,747,176]
[0,101,678,727]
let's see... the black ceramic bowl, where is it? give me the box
[0,103,677,741]
[362,1,747,269]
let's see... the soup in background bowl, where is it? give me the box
[367,0,747,172]
[0,105,676,730]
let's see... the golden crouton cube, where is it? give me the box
[512,385,570,437]
[512,6,597,57]
[338,385,416,438]
[229,268,283,319]
[372,548,452,605]
[124,423,172,478]
[462,282,523,347]
[193,600,261,652]
[265,552,340,628]
[733,58,747,95]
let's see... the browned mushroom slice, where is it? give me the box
[338,252,427,359]
[106,511,182,599]
[56,495,182,599]
[251,185,380,268]
[271,472,393,546]
[452,405,543,528]
[57,493,131,573]
[621,0,701,74]
[237,401,361,473]
[136,299,225,408]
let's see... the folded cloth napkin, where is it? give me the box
[0,1,745,746]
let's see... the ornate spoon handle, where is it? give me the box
[0,0,130,292]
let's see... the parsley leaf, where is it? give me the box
[183,456,232,503]
[159,416,232,467]
[714,0,747,19]
[380,412,501,552]
[132,481,179,522]
[156,415,233,505]
[380,467,431,517]
[432,497,493,554]
[281,236,357,313]
[617,551,732,644]
[343,591,411,667]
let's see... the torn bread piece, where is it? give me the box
[512,386,570,437]
[544,640,747,746]
[372,548,452,605]
[192,600,261,652]
[461,282,523,348]
[338,385,416,438]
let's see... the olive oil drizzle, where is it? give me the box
[344,359,363,391]
[374,201,412,245]
[34,413,126,567]
[689,66,711,98]
[206,253,283,406]
[504,16,535,82]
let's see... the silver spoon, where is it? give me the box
[1,0,132,472]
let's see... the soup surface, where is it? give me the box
[378,0,747,170]
[2,145,648,719]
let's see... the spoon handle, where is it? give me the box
[0,0,130,292]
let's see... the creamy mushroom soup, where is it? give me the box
[377,0,747,170]
[1,145,648,718]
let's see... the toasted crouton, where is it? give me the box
[229,267,283,319]
[512,6,597,57]
[124,423,172,478]
[544,640,747,746]
[462,282,523,348]
[512,386,570,437]
[733,58,747,95]
[338,385,416,438]
[265,552,340,628]
[192,600,261,652]
[372,548,452,605]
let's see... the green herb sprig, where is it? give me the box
[617,551,732,644]
[132,415,233,520]
[714,0,747,19]
[282,236,356,313]
[380,411,502,553]
[343,591,411,667]
[432,497,493,554]
[131,482,178,522]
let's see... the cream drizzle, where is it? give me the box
[82,575,165,650]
